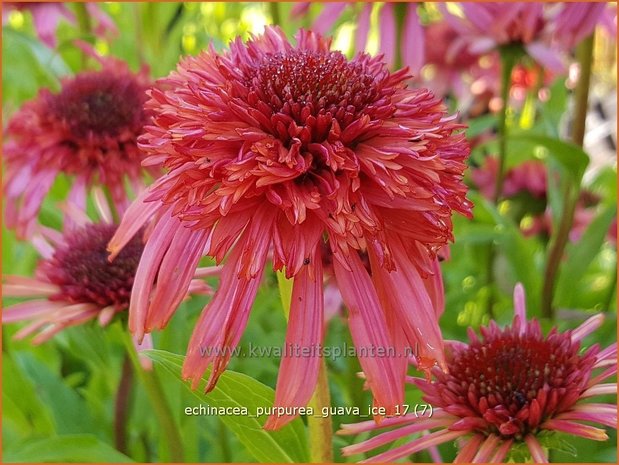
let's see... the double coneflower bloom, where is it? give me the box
[339,285,617,463]
[109,26,471,428]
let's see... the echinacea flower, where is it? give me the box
[422,20,482,99]
[338,284,617,463]
[109,26,471,429]
[2,2,117,48]
[440,2,608,72]
[2,190,212,345]
[4,53,155,238]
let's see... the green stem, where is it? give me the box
[74,2,93,67]
[120,327,184,462]
[540,33,594,319]
[307,358,333,462]
[269,2,281,26]
[74,2,92,38]
[602,262,617,312]
[114,355,133,455]
[218,417,232,462]
[393,3,408,71]
[484,46,518,317]
[492,47,518,203]
[102,186,120,223]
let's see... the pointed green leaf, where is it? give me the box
[144,349,309,463]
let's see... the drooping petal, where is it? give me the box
[401,5,424,75]
[127,211,178,342]
[354,4,372,53]
[145,225,210,331]
[264,246,324,430]
[378,3,396,66]
[183,214,272,391]
[369,237,446,372]
[334,251,404,414]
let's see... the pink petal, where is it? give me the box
[490,438,514,463]
[571,314,604,342]
[360,429,465,463]
[355,4,372,53]
[581,383,617,398]
[264,246,324,430]
[342,418,452,456]
[183,226,270,391]
[3,300,63,323]
[369,238,446,372]
[312,2,347,35]
[128,212,179,342]
[108,187,162,261]
[472,433,500,463]
[526,42,565,73]
[542,419,608,441]
[92,186,113,223]
[524,434,548,463]
[334,251,404,413]
[454,434,485,463]
[401,5,424,74]
[145,226,210,332]
[379,3,396,66]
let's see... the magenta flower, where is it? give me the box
[472,157,547,201]
[440,2,608,72]
[109,26,471,428]
[2,192,211,345]
[4,54,155,238]
[339,284,617,463]
[2,2,117,48]
[422,20,483,99]
[291,2,425,74]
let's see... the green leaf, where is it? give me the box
[555,205,616,307]
[470,191,542,312]
[466,114,496,139]
[508,133,590,184]
[15,352,95,435]
[144,350,309,463]
[2,356,56,437]
[2,28,71,105]
[3,435,134,463]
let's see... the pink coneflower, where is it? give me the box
[472,157,547,201]
[422,20,482,99]
[2,191,212,345]
[109,26,471,429]
[4,54,154,238]
[440,2,608,72]
[339,284,617,463]
[291,2,424,74]
[2,2,117,48]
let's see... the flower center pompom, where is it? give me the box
[42,223,144,308]
[441,324,596,439]
[248,50,380,131]
[48,70,146,138]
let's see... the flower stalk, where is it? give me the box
[484,45,519,317]
[120,326,184,462]
[541,33,595,319]
[307,358,334,462]
[114,355,133,455]
[269,2,281,27]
